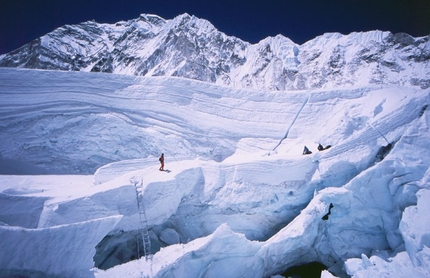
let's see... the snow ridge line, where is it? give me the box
[271,94,310,152]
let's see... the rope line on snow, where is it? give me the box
[368,122,390,144]
[271,93,310,153]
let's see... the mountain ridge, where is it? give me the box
[0,13,429,91]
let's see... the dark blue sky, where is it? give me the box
[1,0,429,54]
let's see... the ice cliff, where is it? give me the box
[0,67,429,277]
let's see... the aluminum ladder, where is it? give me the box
[134,178,152,260]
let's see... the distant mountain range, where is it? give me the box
[1,13,429,90]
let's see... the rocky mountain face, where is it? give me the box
[0,13,429,90]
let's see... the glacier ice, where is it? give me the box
[0,68,429,277]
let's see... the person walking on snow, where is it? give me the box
[159,153,164,171]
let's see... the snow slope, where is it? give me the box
[0,67,429,277]
[1,14,429,91]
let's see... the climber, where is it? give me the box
[322,203,334,220]
[303,146,312,155]
[159,153,164,171]
[318,143,332,151]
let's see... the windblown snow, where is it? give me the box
[0,67,429,277]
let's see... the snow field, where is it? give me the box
[0,68,429,277]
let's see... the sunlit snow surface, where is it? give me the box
[0,68,429,277]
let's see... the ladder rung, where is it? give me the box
[135,181,152,258]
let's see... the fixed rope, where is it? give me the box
[271,94,310,153]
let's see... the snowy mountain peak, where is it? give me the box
[119,13,166,33]
[163,13,218,38]
[253,34,299,65]
[137,13,166,24]
[0,14,429,90]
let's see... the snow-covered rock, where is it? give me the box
[0,14,429,91]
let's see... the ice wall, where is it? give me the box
[0,216,121,277]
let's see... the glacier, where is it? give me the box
[0,66,429,277]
